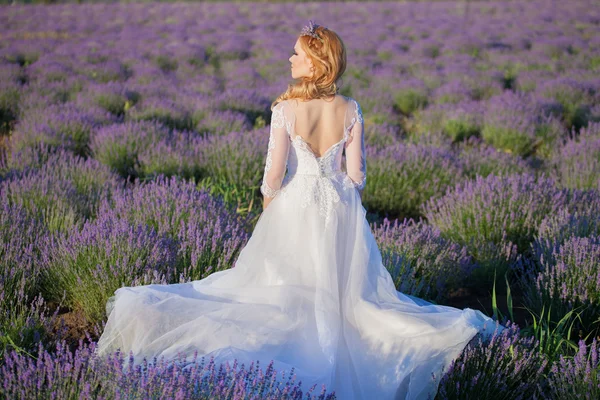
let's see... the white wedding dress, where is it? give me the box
[95,95,503,400]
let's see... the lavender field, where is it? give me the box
[1,0,600,398]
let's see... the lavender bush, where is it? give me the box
[211,89,273,126]
[549,123,600,190]
[99,175,250,283]
[532,191,600,265]
[371,217,476,302]
[198,127,267,190]
[0,339,336,399]
[412,100,484,143]
[2,149,121,227]
[362,122,402,150]
[436,322,548,400]
[546,338,600,400]
[0,202,45,303]
[75,82,140,119]
[18,76,90,111]
[1,167,81,233]
[126,96,195,132]
[537,77,600,133]
[391,78,429,117]
[41,208,179,324]
[518,235,600,337]
[195,109,253,136]
[456,137,533,180]
[481,91,561,157]
[363,142,463,219]
[90,120,171,180]
[10,102,108,158]
[423,173,567,283]
[0,202,59,359]
[431,79,472,105]
[136,129,205,182]
[424,173,566,254]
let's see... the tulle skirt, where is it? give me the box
[94,173,503,400]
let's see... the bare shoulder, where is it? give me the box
[333,94,351,105]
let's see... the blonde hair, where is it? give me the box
[271,26,347,110]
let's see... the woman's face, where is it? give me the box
[289,39,314,79]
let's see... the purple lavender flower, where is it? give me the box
[436,322,547,399]
[532,190,600,266]
[371,217,476,302]
[99,175,250,283]
[195,109,252,136]
[457,136,533,180]
[413,100,485,142]
[1,337,336,399]
[126,95,194,132]
[519,235,600,337]
[91,120,171,180]
[482,91,546,157]
[10,102,107,158]
[547,338,600,399]
[42,207,178,323]
[550,124,600,190]
[363,142,463,219]
[423,173,568,259]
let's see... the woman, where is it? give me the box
[95,21,504,400]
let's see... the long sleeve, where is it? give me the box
[345,99,366,191]
[260,101,291,198]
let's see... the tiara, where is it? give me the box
[300,20,325,43]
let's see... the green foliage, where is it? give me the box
[127,105,193,132]
[444,118,481,142]
[0,85,20,136]
[155,55,178,73]
[0,296,56,364]
[363,144,463,220]
[481,124,538,157]
[197,176,262,232]
[520,304,584,363]
[393,89,429,116]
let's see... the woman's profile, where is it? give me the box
[95,20,504,400]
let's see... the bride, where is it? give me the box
[95,21,504,400]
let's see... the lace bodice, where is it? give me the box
[260,95,366,223]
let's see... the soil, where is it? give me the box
[445,285,531,327]
[47,302,100,355]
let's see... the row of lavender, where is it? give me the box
[5,97,600,220]
[1,0,600,398]
[2,321,596,400]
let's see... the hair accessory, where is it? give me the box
[300,20,325,43]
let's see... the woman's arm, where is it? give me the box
[261,102,290,211]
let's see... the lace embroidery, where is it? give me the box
[353,99,364,124]
[346,99,364,142]
[260,103,287,198]
[280,174,345,227]
[343,174,366,191]
[344,99,366,190]
[280,139,352,226]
